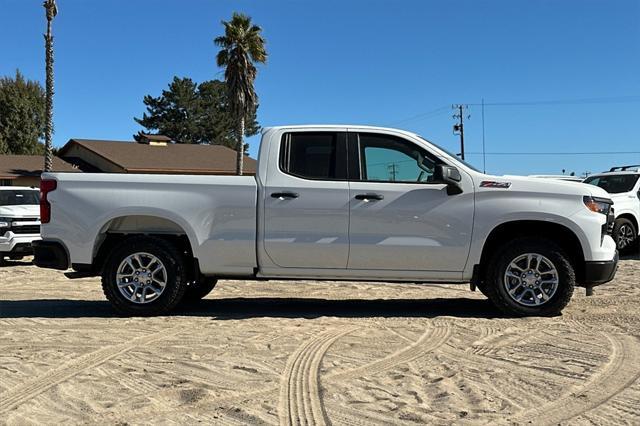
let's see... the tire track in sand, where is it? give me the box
[279,327,358,426]
[0,327,180,414]
[507,333,640,425]
[326,325,452,382]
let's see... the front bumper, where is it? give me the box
[0,233,40,255]
[32,240,69,270]
[581,251,619,286]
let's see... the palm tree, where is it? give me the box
[43,0,58,172]
[215,12,267,175]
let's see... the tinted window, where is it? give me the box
[280,132,345,180]
[0,190,40,206]
[583,174,640,194]
[358,133,439,183]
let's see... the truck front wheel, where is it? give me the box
[101,236,187,316]
[484,238,575,317]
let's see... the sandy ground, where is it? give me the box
[1,255,639,425]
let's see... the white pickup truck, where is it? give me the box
[583,166,640,254]
[33,125,618,317]
[1,187,41,265]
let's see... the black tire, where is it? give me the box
[475,283,489,298]
[613,218,638,255]
[483,237,575,317]
[0,256,6,266]
[101,236,188,316]
[181,277,217,303]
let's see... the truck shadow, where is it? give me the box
[620,251,640,261]
[0,297,502,319]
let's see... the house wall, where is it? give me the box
[0,176,40,187]
[62,145,125,173]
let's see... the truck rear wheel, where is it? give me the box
[101,236,187,316]
[484,237,575,317]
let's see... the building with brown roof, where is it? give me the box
[58,138,257,175]
[0,155,78,187]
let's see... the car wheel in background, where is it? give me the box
[101,236,187,316]
[484,237,575,317]
[613,218,638,254]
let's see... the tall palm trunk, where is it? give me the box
[236,115,244,175]
[43,3,56,172]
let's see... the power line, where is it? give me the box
[386,106,449,126]
[386,95,640,127]
[467,95,640,106]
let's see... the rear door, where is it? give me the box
[262,130,350,269]
[347,131,474,272]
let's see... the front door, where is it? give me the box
[262,130,350,269]
[347,132,474,272]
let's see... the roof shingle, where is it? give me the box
[60,139,257,175]
[0,155,78,178]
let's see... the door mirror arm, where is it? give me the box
[434,165,463,195]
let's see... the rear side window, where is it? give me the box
[280,132,346,180]
[583,174,640,194]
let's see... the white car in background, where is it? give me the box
[0,187,41,265]
[583,166,640,254]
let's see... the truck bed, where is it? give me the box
[41,172,259,275]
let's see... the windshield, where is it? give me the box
[415,135,482,173]
[583,174,640,194]
[0,190,40,206]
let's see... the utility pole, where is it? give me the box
[387,163,399,181]
[452,104,469,160]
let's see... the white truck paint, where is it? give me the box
[0,187,41,263]
[33,125,618,316]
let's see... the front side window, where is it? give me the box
[280,132,346,180]
[583,174,640,194]
[0,190,40,206]
[358,133,439,183]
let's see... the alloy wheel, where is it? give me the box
[116,252,167,304]
[503,253,559,306]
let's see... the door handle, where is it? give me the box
[271,192,299,200]
[355,193,384,202]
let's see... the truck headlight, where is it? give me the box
[583,196,613,215]
[0,217,11,234]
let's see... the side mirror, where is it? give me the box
[434,165,463,195]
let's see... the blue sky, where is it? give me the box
[1,0,639,175]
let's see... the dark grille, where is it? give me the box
[18,217,39,222]
[13,225,40,235]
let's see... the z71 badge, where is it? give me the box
[480,181,512,189]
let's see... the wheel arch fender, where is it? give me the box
[90,208,200,265]
[472,217,587,283]
[615,212,639,232]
